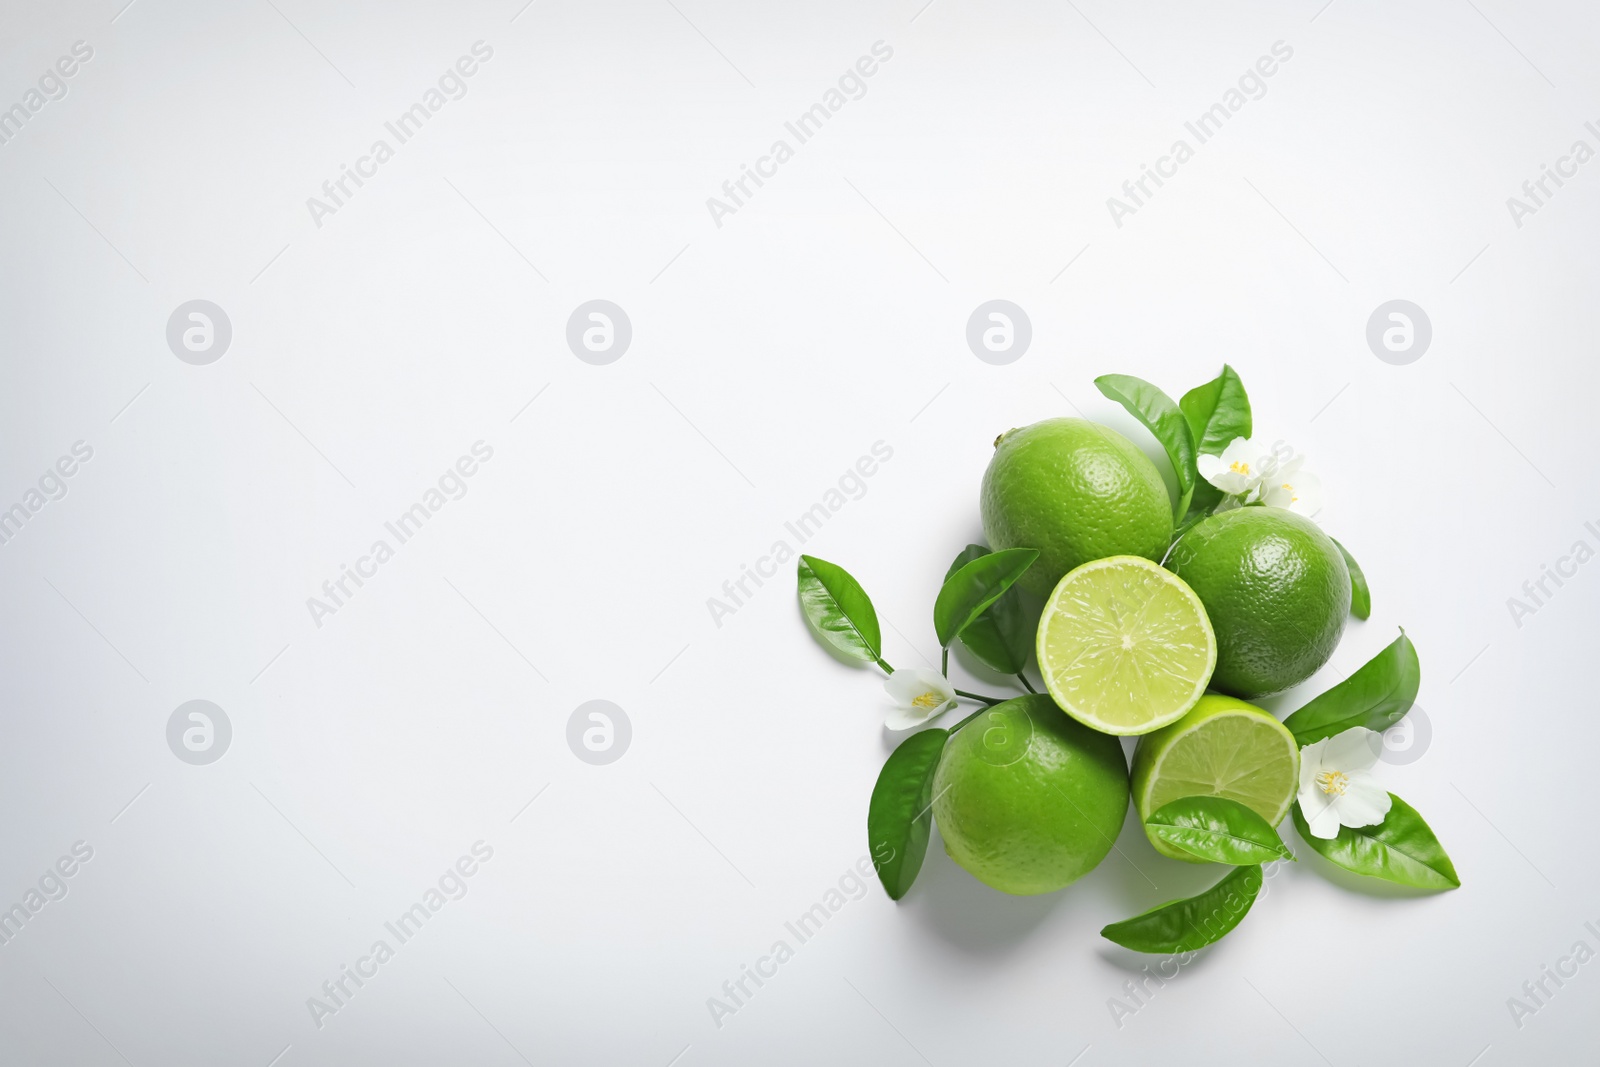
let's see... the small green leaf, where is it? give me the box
[1146,796,1294,866]
[933,548,1038,648]
[867,728,948,900]
[944,544,990,577]
[1101,865,1263,954]
[1333,538,1371,620]
[797,556,882,664]
[1170,502,1214,548]
[944,545,990,579]
[1174,483,1195,528]
[1188,478,1223,515]
[1094,374,1196,520]
[943,546,1033,675]
[1283,630,1420,746]
[1179,364,1252,456]
[1293,794,1459,890]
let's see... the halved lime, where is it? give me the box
[1036,555,1216,735]
[1131,694,1300,863]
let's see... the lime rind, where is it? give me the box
[1036,555,1217,736]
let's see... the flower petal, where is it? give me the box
[1202,436,1274,494]
[1298,737,1330,791]
[1262,470,1318,513]
[1285,472,1322,516]
[1204,470,1251,494]
[1334,779,1392,829]
[884,667,953,707]
[1305,801,1344,839]
[883,668,956,729]
[1196,453,1248,493]
[884,703,943,731]
[1298,771,1331,812]
[1274,452,1306,480]
[1322,727,1381,773]
[1217,437,1255,466]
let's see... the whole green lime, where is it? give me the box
[932,694,1130,895]
[981,419,1173,598]
[1166,507,1350,698]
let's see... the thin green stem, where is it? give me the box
[874,657,894,676]
[941,647,949,678]
[952,688,1003,707]
[1016,673,1036,694]
[951,704,993,732]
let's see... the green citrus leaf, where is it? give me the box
[1170,501,1214,549]
[1293,793,1459,890]
[1332,538,1371,620]
[1101,864,1263,953]
[1188,478,1223,515]
[1146,796,1294,865]
[867,728,948,900]
[1283,630,1419,746]
[1179,364,1252,456]
[1179,366,1251,512]
[943,545,1032,675]
[1094,374,1196,521]
[797,555,882,664]
[933,548,1038,648]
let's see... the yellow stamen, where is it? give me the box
[1316,770,1349,796]
[1229,460,1251,475]
[911,691,944,710]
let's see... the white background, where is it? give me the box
[0,0,1595,1064]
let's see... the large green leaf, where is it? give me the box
[1180,366,1251,511]
[1293,794,1459,890]
[1093,374,1196,521]
[1146,796,1294,866]
[1179,364,1252,455]
[797,556,882,664]
[1283,630,1419,746]
[932,548,1037,648]
[943,546,1032,675]
[867,728,948,900]
[1333,538,1371,620]
[1101,865,1263,953]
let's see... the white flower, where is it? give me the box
[1260,455,1323,517]
[1196,437,1270,495]
[1262,470,1322,515]
[1297,727,1392,839]
[883,668,958,731]
[1260,449,1303,483]
[1197,438,1324,517]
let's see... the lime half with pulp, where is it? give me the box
[1036,555,1216,735]
[1131,694,1300,862]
